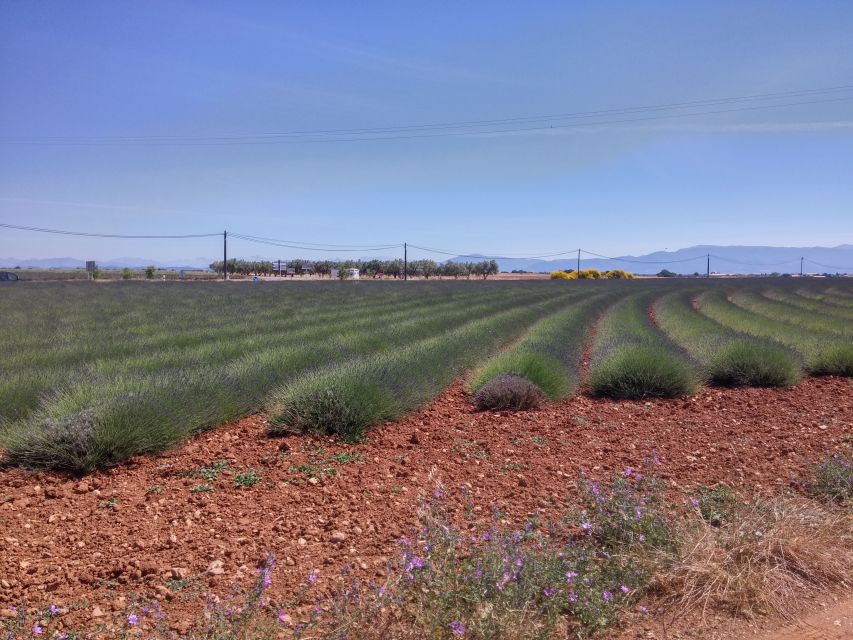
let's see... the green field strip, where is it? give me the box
[761,289,853,322]
[266,291,581,440]
[728,289,852,337]
[469,291,617,400]
[2,287,577,470]
[696,289,852,374]
[585,292,697,398]
[0,285,568,421]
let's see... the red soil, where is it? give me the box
[1,376,851,634]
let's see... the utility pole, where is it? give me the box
[800,256,804,277]
[403,242,408,281]
[577,248,581,274]
[223,230,228,281]
[706,253,710,278]
[277,259,282,277]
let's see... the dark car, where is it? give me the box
[0,271,20,281]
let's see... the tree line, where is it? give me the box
[208,258,501,279]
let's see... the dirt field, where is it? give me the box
[1,376,850,636]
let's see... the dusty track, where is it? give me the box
[0,376,850,635]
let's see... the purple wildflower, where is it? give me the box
[603,590,613,602]
[32,624,44,636]
[568,591,578,603]
[543,587,555,597]
[690,497,700,507]
[278,610,289,623]
[620,585,630,594]
[48,604,60,615]
[307,570,318,584]
[127,613,139,626]
[565,570,578,582]
[450,620,466,636]
[581,521,592,531]
[624,467,632,477]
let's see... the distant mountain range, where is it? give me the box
[1,245,851,274]
[0,256,214,270]
[449,244,853,275]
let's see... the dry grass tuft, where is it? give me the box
[655,495,853,620]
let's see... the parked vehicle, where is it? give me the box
[0,271,20,281]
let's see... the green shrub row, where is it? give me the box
[266,293,578,440]
[697,290,853,376]
[469,292,615,408]
[1,283,567,471]
[587,293,697,399]
[654,290,802,387]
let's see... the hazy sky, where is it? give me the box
[1,1,852,262]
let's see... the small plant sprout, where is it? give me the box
[234,469,262,488]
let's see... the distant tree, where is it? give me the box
[657,269,678,278]
[121,267,133,280]
[144,265,156,279]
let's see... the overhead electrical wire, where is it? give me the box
[229,233,401,253]
[0,221,220,239]
[3,85,853,146]
[2,222,850,270]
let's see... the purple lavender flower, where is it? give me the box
[568,591,578,603]
[580,521,592,531]
[639,534,646,544]
[32,624,44,636]
[307,570,318,584]
[690,497,700,507]
[543,587,555,597]
[565,570,578,582]
[639,605,649,614]
[602,590,613,602]
[450,620,466,636]
[620,585,630,594]
[127,613,139,626]
[481,532,490,542]
[278,610,289,623]
[48,604,60,615]
[624,467,632,477]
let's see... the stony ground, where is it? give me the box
[1,376,850,636]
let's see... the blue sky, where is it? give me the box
[1,1,852,263]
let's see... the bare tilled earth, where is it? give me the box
[1,376,851,635]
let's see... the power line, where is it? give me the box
[0,222,220,239]
[407,243,579,260]
[580,249,708,264]
[233,232,401,250]
[4,91,853,146]
[709,254,800,267]
[230,233,401,253]
[4,84,852,143]
[804,258,853,271]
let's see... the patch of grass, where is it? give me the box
[327,452,363,464]
[706,341,801,387]
[588,345,698,399]
[691,484,738,526]
[98,497,118,509]
[659,495,853,618]
[807,451,853,502]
